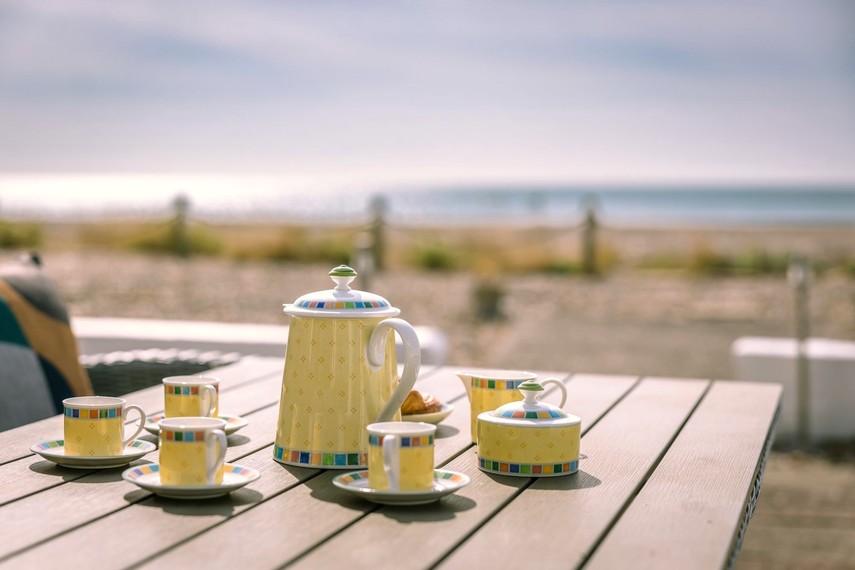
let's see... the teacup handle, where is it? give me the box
[381,434,400,492]
[205,429,228,485]
[121,404,146,445]
[367,318,421,423]
[200,385,218,417]
[537,379,567,408]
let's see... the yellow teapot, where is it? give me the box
[273,265,420,469]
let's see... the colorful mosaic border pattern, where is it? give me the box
[227,465,255,476]
[125,463,249,480]
[496,409,565,419]
[35,439,149,450]
[479,457,579,475]
[336,470,369,485]
[161,430,214,442]
[367,434,434,447]
[125,464,158,479]
[273,445,367,467]
[147,414,240,425]
[472,378,527,390]
[336,470,466,486]
[64,406,122,419]
[164,385,202,395]
[435,471,466,483]
[295,299,389,310]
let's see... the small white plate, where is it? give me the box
[402,403,454,425]
[30,439,156,469]
[143,414,249,436]
[332,469,470,506]
[122,462,261,500]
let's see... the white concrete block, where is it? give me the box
[72,316,448,366]
[731,337,855,443]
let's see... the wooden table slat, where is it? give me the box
[0,356,284,466]
[0,372,284,508]
[129,367,473,570]
[0,359,781,570]
[0,380,284,562]
[437,377,710,570]
[3,444,319,570]
[583,380,782,570]
[287,374,640,570]
[1,363,450,569]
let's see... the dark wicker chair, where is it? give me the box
[81,349,243,397]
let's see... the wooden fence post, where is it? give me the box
[351,231,375,291]
[581,195,599,275]
[369,194,387,271]
[172,193,190,258]
[788,256,812,445]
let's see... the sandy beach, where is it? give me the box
[7,222,855,568]
[35,223,855,381]
[38,253,853,377]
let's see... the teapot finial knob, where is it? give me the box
[329,265,358,292]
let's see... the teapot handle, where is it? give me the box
[367,318,421,423]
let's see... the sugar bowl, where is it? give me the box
[476,379,581,477]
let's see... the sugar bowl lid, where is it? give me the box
[479,380,580,428]
[284,265,400,318]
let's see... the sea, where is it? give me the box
[1,175,853,227]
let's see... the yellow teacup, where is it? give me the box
[163,376,220,418]
[366,421,435,492]
[63,396,146,457]
[157,417,227,486]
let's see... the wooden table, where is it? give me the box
[0,357,780,569]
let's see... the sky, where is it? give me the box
[1,0,854,189]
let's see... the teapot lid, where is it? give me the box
[479,379,580,428]
[284,265,400,318]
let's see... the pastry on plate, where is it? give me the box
[401,390,443,415]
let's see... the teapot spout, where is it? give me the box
[455,372,473,400]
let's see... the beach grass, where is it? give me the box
[0,220,42,249]
[12,217,852,279]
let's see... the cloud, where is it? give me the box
[0,0,853,182]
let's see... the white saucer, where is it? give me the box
[122,462,261,499]
[402,403,454,425]
[143,414,249,436]
[332,469,470,506]
[30,439,156,469]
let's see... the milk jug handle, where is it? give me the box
[537,379,567,408]
[368,318,421,423]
